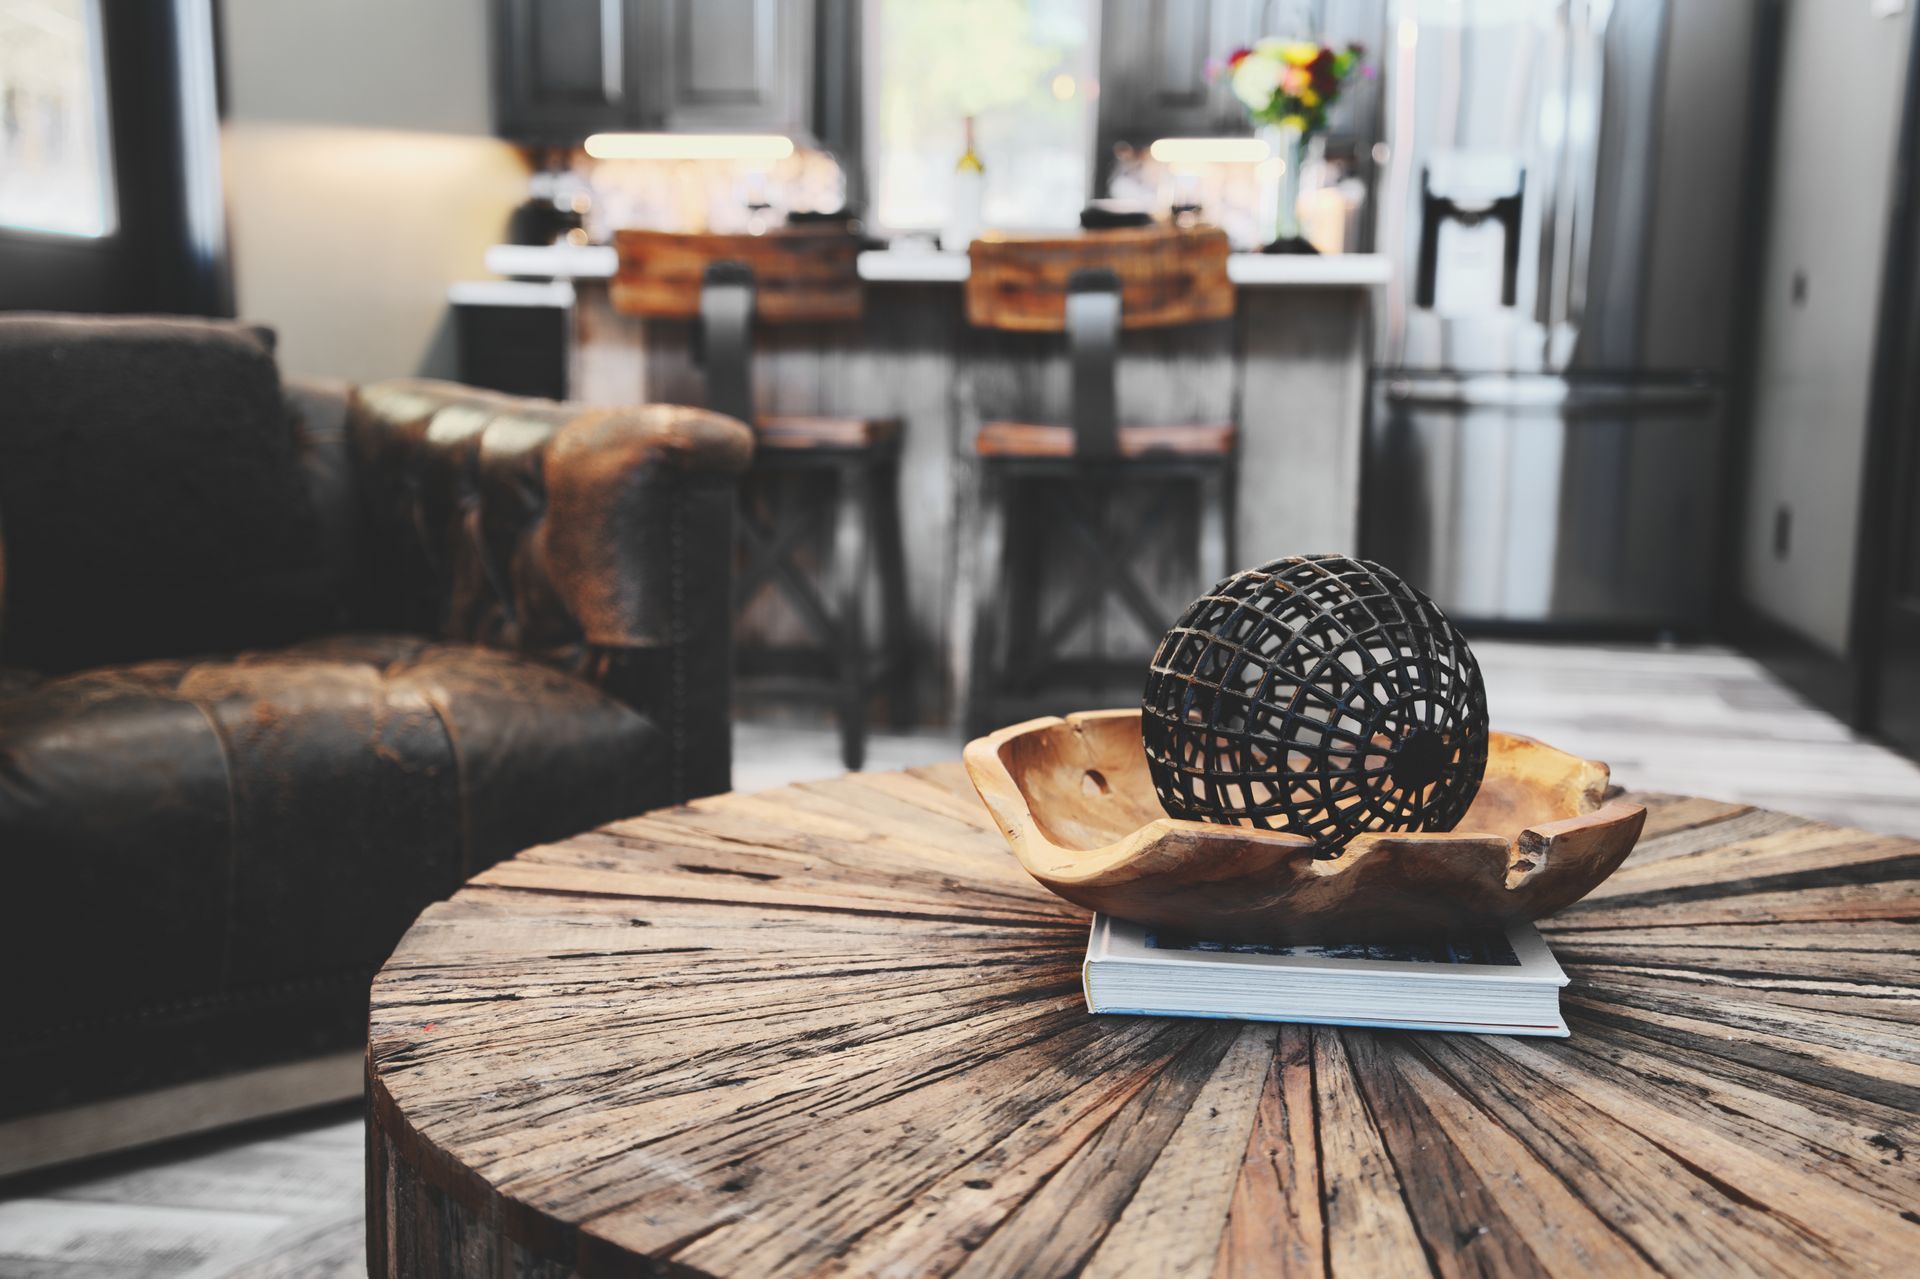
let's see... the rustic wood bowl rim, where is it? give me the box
[963,708,1642,892]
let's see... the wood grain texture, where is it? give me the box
[965,710,1645,942]
[367,765,1920,1277]
[966,226,1234,332]
[973,420,1235,459]
[757,414,900,451]
[611,229,863,324]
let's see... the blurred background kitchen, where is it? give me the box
[9,2,1920,1269]
[4,0,1918,776]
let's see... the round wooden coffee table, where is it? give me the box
[367,765,1920,1277]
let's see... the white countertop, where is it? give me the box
[448,279,576,307]
[857,248,1390,287]
[485,243,618,279]
[478,243,1389,291]
[854,249,973,283]
[1224,253,1392,287]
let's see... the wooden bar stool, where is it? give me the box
[613,228,912,770]
[957,224,1238,735]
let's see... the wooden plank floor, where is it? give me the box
[1476,640,1920,838]
[2,640,1914,1276]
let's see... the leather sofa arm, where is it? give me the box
[345,378,752,800]
[285,375,359,616]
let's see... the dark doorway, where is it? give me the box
[1871,393,1920,758]
[1856,9,1920,761]
[0,0,228,315]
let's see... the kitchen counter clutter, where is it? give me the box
[479,241,1390,287]
[452,233,1386,719]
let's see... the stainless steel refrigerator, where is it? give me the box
[1364,0,1766,629]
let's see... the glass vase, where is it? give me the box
[1258,121,1311,252]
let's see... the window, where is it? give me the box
[864,0,1097,233]
[0,0,116,238]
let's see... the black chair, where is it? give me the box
[958,225,1239,734]
[614,229,913,769]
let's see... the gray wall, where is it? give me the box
[1740,0,1911,655]
[219,0,527,383]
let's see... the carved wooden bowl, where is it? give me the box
[963,709,1646,943]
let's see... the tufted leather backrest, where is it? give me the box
[345,379,733,641]
[343,379,752,800]
[0,314,339,673]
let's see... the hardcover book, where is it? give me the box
[1082,914,1571,1037]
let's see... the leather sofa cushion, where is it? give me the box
[0,314,339,672]
[0,635,665,1035]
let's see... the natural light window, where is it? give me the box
[864,0,1097,233]
[0,0,117,238]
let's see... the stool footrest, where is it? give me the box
[759,415,901,451]
[975,421,1234,459]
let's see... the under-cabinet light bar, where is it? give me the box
[1148,137,1272,164]
[583,133,795,161]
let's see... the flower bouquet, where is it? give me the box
[1224,40,1366,137]
[1219,41,1367,251]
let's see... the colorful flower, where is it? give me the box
[1212,38,1367,139]
[1231,52,1284,112]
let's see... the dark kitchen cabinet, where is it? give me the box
[494,0,813,143]
[1095,0,1263,170]
[496,0,640,141]
[657,0,812,134]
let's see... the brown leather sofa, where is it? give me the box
[0,315,751,1142]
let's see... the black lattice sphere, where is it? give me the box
[1141,555,1489,852]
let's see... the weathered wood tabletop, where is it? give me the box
[367,764,1920,1277]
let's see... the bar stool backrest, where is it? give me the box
[612,229,866,426]
[964,225,1232,333]
[965,225,1232,460]
[612,228,864,323]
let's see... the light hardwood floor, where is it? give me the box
[2,640,1915,1277]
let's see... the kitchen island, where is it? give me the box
[464,243,1388,713]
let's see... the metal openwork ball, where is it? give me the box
[1141,554,1489,853]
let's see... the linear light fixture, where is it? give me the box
[1148,137,1272,164]
[583,132,795,161]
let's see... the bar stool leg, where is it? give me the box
[871,453,915,730]
[1005,477,1047,696]
[1200,463,1237,587]
[833,459,873,771]
[957,463,1009,738]
[1085,475,1111,682]
[1223,460,1239,578]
